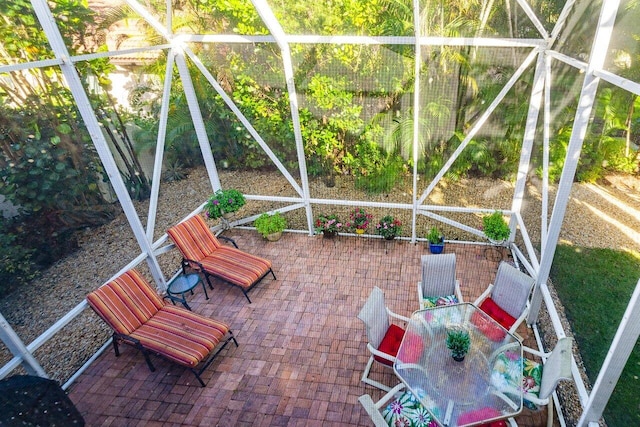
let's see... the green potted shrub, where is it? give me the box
[446,327,471,362]
[204,188,246,220]
[254,212,287,241]
[482,210,511,244]
[427,226,444,254]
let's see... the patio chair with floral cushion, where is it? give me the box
[359,382,510,427]
[167,214,275,303]
[417,253,463,309]
[472,262,535,341]
[357,286,414,392]
[358,382,436,427]
[86,269,238,387]
[490,337,573,427]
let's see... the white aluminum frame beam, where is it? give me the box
[410,0,422,243]
[250,0,314,233]
[418,48,539,205]
[146,50,176,241]
[30,0,166,289]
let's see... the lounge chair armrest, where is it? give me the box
[358,394,391,427]
[522,345,550,359]
[455,279,464,303]
[386,307,411,323]
[367,343,397,363]
[473,283,494,306]
[218,235,239,248]
[417,281,424,305]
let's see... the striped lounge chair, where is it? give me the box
[167,214,275,303]
[86,269,237,387]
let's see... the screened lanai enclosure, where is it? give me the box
[1,0,640,426]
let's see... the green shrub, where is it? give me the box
[355,155,405,193]
[254,212,287,237]
[0,222,38,294]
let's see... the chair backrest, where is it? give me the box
[86,269,165,335]
[539,337,574,399]
[167,214,222,263]
[357,287,390,348]
[420,253,456,298]
[491,262,535,319]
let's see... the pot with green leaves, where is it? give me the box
[427,226,444,254]
[445,327,471,362]
[254,212,287,241]
[482,210,510,244]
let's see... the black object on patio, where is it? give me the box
[0,375,84,426]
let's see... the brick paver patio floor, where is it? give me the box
[68,229,550,426]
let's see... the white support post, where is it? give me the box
[173,50,222,192]
[281,48,315,234]
[542,53,552,250]
[146,50,176,242]
[515,0,550,40]
[578,279,640,426]
[418,49,539,205]
[30,0,166,289]
[529,0,621,326]
[250,0,314,233]
[410,0,421,244]
[0,312,47,379]
[511,49,544,252]
[181,46,303,197]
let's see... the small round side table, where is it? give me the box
[167,273,207,310]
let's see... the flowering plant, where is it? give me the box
[204,188,246,219]
[314,214,343,234]
[375,215,402,239]
[346,207,373,231]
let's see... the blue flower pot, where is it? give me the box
[429,241,445,254]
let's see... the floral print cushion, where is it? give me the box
[490,350,543,410]
[382,389,438,427]
[421,294,459,309]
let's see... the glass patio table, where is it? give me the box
[394,303,523,427]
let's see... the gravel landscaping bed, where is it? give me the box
[0,167,638,424]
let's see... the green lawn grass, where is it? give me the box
[550,245,640,427]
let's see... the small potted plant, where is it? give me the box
[204,188,246,220]
[427,226,444,254]
[314,214,343,238]
[482,210,511,244]
[347,207,372,234]
[254,212,287,241]
[375,215,402,240]
[446,327,471,362]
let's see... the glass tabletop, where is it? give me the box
[394,303,523,427]
[167,273,200,294]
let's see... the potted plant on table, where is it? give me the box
[446,327,471,362]
[427,226,445,254]
[482,210,511,244]
[204,188,246,220]
[376,215,402,240]
[254,212,287,241]
[347,208,372,234]
[314,214,343,238]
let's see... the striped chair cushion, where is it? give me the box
[200,246,272,290]
[167,215,221,263]
[87,269,165,335]
[130,305,230,368]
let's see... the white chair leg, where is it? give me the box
[361,356,392,392]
